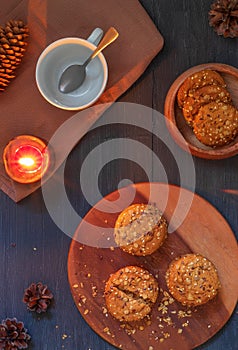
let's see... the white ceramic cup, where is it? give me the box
[35,28,108,111]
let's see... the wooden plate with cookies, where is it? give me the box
[67,182,238,350]
[164,63,238,159]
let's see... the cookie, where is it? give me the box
[114,203,168,256]
[182,96,201,126]
[182,85,231,126]
[177,69,226,108]
[166,253,221,306]
[104,265,159,321]
[193,102,238,147]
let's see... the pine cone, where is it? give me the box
[0,318,30,350]
[0,20,29,91]
[23,282,53,313]
[209,0,238,38]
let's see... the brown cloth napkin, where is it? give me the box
[0,0,164,202]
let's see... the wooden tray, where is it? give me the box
[68,183,238,350]
[164,63,238,159]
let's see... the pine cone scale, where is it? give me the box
[231,9,238,15]
[27,300,39,308]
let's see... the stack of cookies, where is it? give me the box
[177,69,238,147]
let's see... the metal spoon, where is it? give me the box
[58,27,119,94]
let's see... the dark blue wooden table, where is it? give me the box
[0,0,237,349]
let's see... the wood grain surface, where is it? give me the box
[164,63,238,159]
[0,1,238,350]
[68,183,238,350]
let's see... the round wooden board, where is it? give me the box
[68,183,238,350]
[164,63,238,159]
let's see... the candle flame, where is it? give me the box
[18,157,35,167]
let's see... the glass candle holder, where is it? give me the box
[3,135,50,184]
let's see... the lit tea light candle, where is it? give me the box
[15,145,44,173]
[3,135,50,183]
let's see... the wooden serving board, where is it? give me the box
[68,183,238,350]
[164,63,238,159]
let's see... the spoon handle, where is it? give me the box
[84,27,119,66]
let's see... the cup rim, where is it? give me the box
[35,37,108,111]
